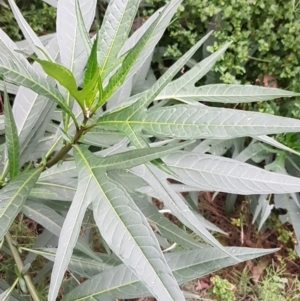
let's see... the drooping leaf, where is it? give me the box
[32,58,79,100]
[61,246,277,301]
[0,168,42,240]
[3,85,19,179]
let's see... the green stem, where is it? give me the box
[5,232,40,301]
[1,278,19,301]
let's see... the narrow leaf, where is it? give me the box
[141,105,300,139]
[98,0,142,77]
[74,146,185,301]
[0,168,42,240]
[163,151,300,195]
[3,85,19,179]
[157,84,300,104]
[61,246,277,301]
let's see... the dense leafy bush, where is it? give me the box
[0,0,56,41]
[142,0,300,89]
[1,0,300,300]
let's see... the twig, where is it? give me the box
[5,232,40,301]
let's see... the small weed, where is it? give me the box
[210,275,235,301]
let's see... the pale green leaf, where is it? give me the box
[157,84,299,104]
[131,164,238,260]
[157,43,230,103]
[74,0,93,54]
[61,246,277,301]
[141,105,300,139]
[98,0,142,77]
[0,30,76,122]
[74,146,185,301]
[0,168,42,240]
[163,151,300,195]
[93,140,192,171]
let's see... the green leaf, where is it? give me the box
[83,34,99,88]
[96,31,213,128]
[157,84,300,104]
[61,246,277,301]
[74,0,93,54]
[0,30,76,123]
[3,85,19,179]
[47,161,96,301]
[0,168,42,240]
[156,43,230,103]
[101,10,161,105]
[93,140,192,171]
[98,0,142,77]
[33,58,79,99]
[163,151,300,195]
[140,105,300,139]
[73,145,185,301]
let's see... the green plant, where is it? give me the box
[211,275,235,301]
[0,0,56,41]
[1,0,300,300]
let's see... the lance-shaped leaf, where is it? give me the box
[3,86,19,179]
[0,30,76,122]
[131,164,238,261]
[57,0,96,81]
[102,10,161,105]
[157,43,230,103]
[97,0,142,77]
[163,151,300,195]
[140,105,300,139]
[48,156,97,301]
[0,168,42,240]
[61,246,277,301]
[157,84,300,104]
[97,31,213,126]
[94,141,192,171]
[74,146,185,301]
[75,0,93,54]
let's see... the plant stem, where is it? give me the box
[5,232,41,301]
[45,116,88,169]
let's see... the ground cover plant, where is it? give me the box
[1,0,300,300]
